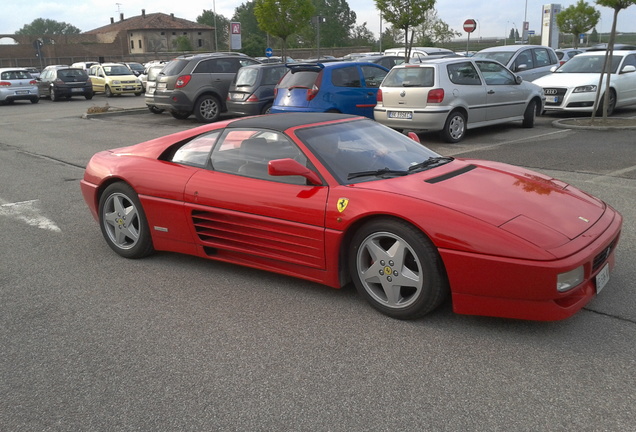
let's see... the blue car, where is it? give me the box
[271,62,389,118]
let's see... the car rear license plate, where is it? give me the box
[546,96,559,103]
[596,263,610,294]
[71,88,83,92]
[157,83,166,90]
[15,90,29,95]
[388,111,413,119]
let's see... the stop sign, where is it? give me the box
[463,19,477,33]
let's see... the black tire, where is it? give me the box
[261,103,273,114]
[105,86,113,98]
[85,93,93,100]
[596,90,616,117]
[522,100,537,128]
[440,110,466,143]
[50,87,58,102]
[134,92,142,96]
[349,218,449,319]
[30,98,39,104]
[170,110,191,120]
[98,182,154,259]
[194,94,221,122]
[148,105,165,114]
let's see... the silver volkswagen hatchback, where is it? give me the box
[0,68,39,104]
[374,57,545,142]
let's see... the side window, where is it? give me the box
[361,65,388,88]
[623,54,636,68]
[515,50,534,70]
[534,48,551,68]
[447,62,482,85]
[210,130,308,184]
[476,61,516,85]
[331,66,361,87]
[193,59,214,74]
[172,131,220,167]
[263,67,287,85]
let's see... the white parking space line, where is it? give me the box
[444,129,571,156]
[0,198,61,232]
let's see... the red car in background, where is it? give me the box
[81,113,622,321]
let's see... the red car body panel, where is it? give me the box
[81,114,622,321]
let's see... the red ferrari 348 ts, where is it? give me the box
[81,113,622,321]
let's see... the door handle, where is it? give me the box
[488,90,495,94]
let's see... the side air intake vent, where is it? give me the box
[425,165,476,184]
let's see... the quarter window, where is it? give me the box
[447,62,481,85]
[331,66,361,87]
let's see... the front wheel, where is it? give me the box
[98,183,154,259]
[194,95,221,122]
[440,111,466,143]
[349,219,449,319]
[105,86,113,97]
[522,100,537,128]
[596,90,616,117]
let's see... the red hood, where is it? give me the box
[357,159,605,248]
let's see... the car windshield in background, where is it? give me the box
[104,65,134,76]
[235,68,258,86]
[472,51,515,65]
[382,67,435,87]
[556,55,623,74]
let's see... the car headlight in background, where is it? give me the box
[112,80,121,85]
[557,266,584,292]
[573,85,596,93]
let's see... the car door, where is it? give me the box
[89,65,105,92]
[614,54,636,106]
[475,60,527,121]
[448,61,487,125]
[359,65,389,118]
[37,69,50,96]
[183,128,329,270]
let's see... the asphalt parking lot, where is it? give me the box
[1,94,635,431]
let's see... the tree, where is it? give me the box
[556,0,600,48]
[197,10,230,51]
[591,0,636,121]
[173,35,193,51]
[233,1,270,57]
[254,0,316,61]
[350,22,377,47]
[315,0,357,47]
[590,27,600,43]
[375,0,436,61]
[15,18,81,35]
[413,9,460,45]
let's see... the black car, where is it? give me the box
[226,63,288,116]
[37,66,93,101]
[153,53,260,122]
[355,55,406,69]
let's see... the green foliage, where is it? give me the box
[233,1,270,57]
[375,0,436,59]
[556,0,600,48]
[197,9,230,50]
[350,22,377,47]
[254,0,315,58]
[173,35,193,51]
[413,9,460,45]
[15,18,81,35]
[595,0,636,10]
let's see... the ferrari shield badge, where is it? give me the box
[337,198,349,213]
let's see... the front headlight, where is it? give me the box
[573,85,596,93]
[112,80,121,85]
[557,266,584,292]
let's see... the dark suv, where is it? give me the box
[153,53,260,122]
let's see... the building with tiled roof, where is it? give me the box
[85,9,216,54]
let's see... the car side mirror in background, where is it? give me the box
[620,65,636,74]
[268,158,322,185]
[550,66,558,72]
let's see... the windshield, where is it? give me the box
[556,55,623,74]
[104,65,134,76]
[297,119,441,184]
[472,51,515,65]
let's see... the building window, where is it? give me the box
[172,32,176,35]
[198,39,203,47]
[130,40,134,49]
[161,31,165,35]
[183,32,187,35]
[198,32,202,35]
[138,40,142,49]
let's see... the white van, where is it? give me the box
[70,61,100,72]
[383,47,455,62]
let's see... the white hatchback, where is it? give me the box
[533,50,636,116]
[374,58,545,142]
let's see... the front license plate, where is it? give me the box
[596,263,610,294]
[124,86,133,90]
[546,96,559,103]
[388,111,413,119]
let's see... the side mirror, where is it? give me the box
[621,65,636,74]
[268,158,322,185]
[515,75,523,84]
[550,66,558,72]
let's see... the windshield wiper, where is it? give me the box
[347,168,409,180]
[407,156,454,172]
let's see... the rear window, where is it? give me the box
[58,69,88,79]
[235,67,259,86]
[382,67,435,87]
[277,70,319,88]
[161,59,190,76]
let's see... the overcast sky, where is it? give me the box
[2,0,635,42]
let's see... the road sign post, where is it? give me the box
[463,19,477,54]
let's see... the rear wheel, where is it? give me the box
[440,110,466,143]
[194,95,221,122]
[261,103,273,114]
[170,110,191,120]
[522,100,537,128]
[85,93,93,100]
[349,218,448,319]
